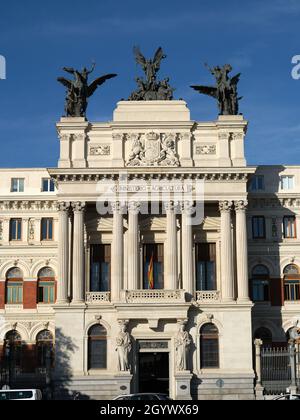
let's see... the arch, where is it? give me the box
[87,323,107,370]
[84,319,111,337]
[31,260,57,279]
[38,267,55,279]
[254,327,272,345]
[252,264,270,276]
[30,323,55,342]
[200,323,219,368]
[0,260,30,280]
[283,264,300,275]
[197,316,223,334]
[249,258,276,278]
[6,267,23,279]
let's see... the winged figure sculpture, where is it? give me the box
[191,64,242,115]
[57,63,117,117]
[129,47,174,100]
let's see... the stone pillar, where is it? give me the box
[127,201,140,290]
[254,339,264,399]
[72,202,85,304]
[111,202,124,301]
[219,201,234,301]
[235,200,250,302]
[181,202,194,296]
[165,202,178,290]
[57,202,70,304]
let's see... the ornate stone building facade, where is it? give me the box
[0,100,299,400]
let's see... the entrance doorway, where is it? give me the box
[138,352,169,394]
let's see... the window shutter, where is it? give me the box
[269,278,283,306]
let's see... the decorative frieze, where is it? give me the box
[89,144,111,156]
[0,200,57,211]
[194,144,216,155]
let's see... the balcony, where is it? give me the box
[86,292,111,304]
[196,290,220,302]
[125,289,185,303]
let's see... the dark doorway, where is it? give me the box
[138,352,169,394]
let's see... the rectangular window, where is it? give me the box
[42,178,55,192]
[6,281,23,304]
[284,280,300,301]
[280,175,294,190]
[195,243,216,291]
[38,281,55,303]
[252,216,266,239]
[250,175,265,191]
[41,218,53,241]
[143,243,164,289]
[90,244,111,292]
[252,280,269,302]
[283,216,296,239]
[9,219,22,241]
[11,178,24,193]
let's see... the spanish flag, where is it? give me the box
[148,252,154,289]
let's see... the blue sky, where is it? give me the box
[0,0,300,167]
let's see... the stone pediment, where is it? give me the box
[140,216,166,231]
[202,216,220,231]
[85,217,114,232]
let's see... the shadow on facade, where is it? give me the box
[52,328,89,400]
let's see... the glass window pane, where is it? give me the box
[42,179,48,192]
[49,179,55,192]
[19,179,24,192]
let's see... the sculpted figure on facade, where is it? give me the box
[128,47,175,100]
[191,63,241,115]
[175,321,191,371]
[116,321,132,371]
[57,63,117,117]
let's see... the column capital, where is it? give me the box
[111,201,125,213]
[180,200,194,214]
[128,201,140,214]
[219,200,233,213]
[234,200,248,212]
[164,200,178,213]
[57,201,70,212]
[71,201,86,213]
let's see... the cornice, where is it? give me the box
[0,200,58,211]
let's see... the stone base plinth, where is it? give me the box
[114,371,133,396]
[174,371,193,400]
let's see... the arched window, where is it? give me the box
[200,323,219,368]
[88,324,107,370]
[6,268,23,304]
[254,327,272,346]
[37,267,55,304]
[4,330,22,367]
[251,265,270,302]
[283,264,300,301]
[36,330,54,368]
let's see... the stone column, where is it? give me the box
[127,201,140,290]
[165,201,178,290]
[111,202,124,301]
[181,202,194,296]
[235,200,250,302]
[57,202,70,304]
[219,201,234,301]
[72,202,85,304]
[254,338,264,399]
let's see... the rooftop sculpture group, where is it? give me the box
[57,48,242,117]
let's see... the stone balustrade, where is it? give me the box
[196,290,220,302]
[86,292,111,304]
[125,289,185,303]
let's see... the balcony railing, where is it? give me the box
[125,289,185,303]
[196,290,220,302]
[86,292,111,304]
